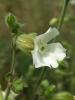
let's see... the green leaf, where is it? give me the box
[12,77,27,93]
[16,34,34,53]
[41,80,49,89]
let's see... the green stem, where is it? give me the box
[58,0,70,30]
[4,36,16,100]
[10,37,16,76]
[4,82,12,100]
[34,67,47,91]
[33,67,47,100]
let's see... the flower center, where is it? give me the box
[41,46,45,51]
[38,41,48,54]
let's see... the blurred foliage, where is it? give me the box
[0,0,75,100]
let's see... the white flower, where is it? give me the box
[70,0,75,5]
[31,27,66,68]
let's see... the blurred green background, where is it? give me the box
[0,0,75,99]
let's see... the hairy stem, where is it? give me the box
[4,36,16,100]
[34,67,47,91]
[33,67,47,100]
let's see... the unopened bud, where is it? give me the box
[5,13,16,28]
[49,17,58,25]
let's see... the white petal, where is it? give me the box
[31,47,59,68]
[31,50,46,68]
[48,43,66,62]
[35,27,59,44]
[31,42,66,68]
[42,54,58,68]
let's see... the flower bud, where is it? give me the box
[5,13,16,28]
[49,17,58,25]
[16,34,34,53]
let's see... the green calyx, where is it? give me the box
[16,33,36,53]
